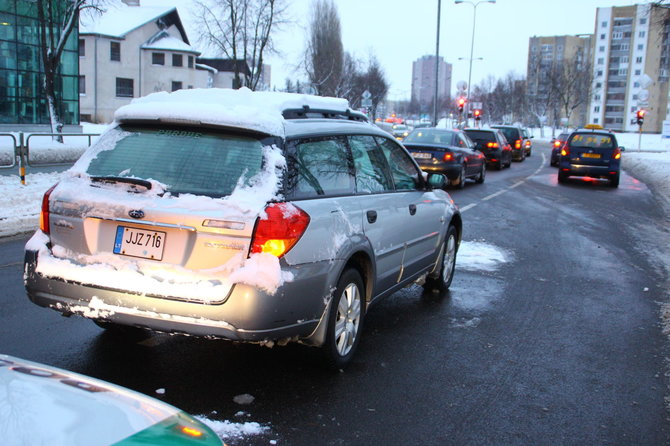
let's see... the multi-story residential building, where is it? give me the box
[589,4,669,133]
[79,0,208,123]
[411,55,452,111]
[0,0,80,130]
[527,34,594,127]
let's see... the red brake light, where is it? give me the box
[486,142,499,148]
[553,140,561,148]
[560,146,569,156]
[613,148,621,160]
[443,153,454,162]
[40,184,58,234]
[251,203,310,257]
[515,139,522,149]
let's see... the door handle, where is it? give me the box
[409,204,417,215]
[366,210,377,224]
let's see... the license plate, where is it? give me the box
[582,153,601,159]
[412,152,432,159]
[113,226,166,260]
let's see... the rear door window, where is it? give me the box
[285,136,355,199]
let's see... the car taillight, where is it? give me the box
[251,203,310,258]
[514,139,521,149]
[560,146,569,156]
[525,140,531,148]
[553,140,561,148]
[613,148,622,160]
[486,142,499,148]
[39,184,58,234]
[443,153,454,162]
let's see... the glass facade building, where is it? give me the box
[0,0,79,125]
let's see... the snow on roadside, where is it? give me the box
[0,172,63,238]
[623,151,670,214]
[195,416,269,441]
[456,241,512,272]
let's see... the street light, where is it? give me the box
[433,0,442,127]
[455,0,495,125]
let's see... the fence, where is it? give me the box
[0,132,100,184]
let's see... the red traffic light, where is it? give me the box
[457,97,466,107]
[473,109,481,120]
[636,109,645,125]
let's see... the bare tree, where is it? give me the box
[37,0,104,140]
[305,0,343,97]
[547,55,593,128]
[195,0,287,90]
[361,55,389,120]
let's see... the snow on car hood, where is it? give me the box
[114,87,351,137]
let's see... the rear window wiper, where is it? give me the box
[90,176,153,191]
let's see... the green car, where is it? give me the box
[0,354,222,446]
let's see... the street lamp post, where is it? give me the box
[433,0,442,127]
[455,0,495,125]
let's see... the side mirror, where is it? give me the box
[427,173,447,189]
[619,146,626,152]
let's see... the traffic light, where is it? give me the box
[473,109,482,121]
[457,97,466,113]
[636,109,645,126]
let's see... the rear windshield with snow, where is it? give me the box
[86,125,265,198]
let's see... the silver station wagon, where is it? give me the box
[24,89,462,368]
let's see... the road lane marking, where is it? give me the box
[0,262,22,269]
[460,153,547,214]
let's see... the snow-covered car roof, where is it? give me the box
[0,354,222,445]
[114,88,353,137]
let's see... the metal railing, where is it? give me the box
[0,132,100,184]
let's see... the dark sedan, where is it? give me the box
[463,128,513,170]
[550,132,571,166]
[403,128,486,188]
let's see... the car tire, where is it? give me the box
[424,225,458,294]
[476,163,486,184]
[496,159,503,170]
[321,268,365,370]
[609,173,620,188]
[557,171,568,184]
[452,166,466,189]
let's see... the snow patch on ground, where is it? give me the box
[195,416,269,440]
[456,241,512,272]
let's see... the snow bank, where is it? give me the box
[456,241,512,272]
[195,416,269,440]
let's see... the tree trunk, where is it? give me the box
[43,61,63,142]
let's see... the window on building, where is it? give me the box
[594,95,601,101]
[631,106,637,112]
[598,58,604,64]
[110,41,120,61]
[634,82,640,87]
[640,18,647,25]
[79,39,85,57]
[597,70,603,77]
[594,118,599,124]
[152,52,165,65]
[599,46,605,52]
[636,56,642,63]
[635,69,641,75]
[638,44,644,50]
[639,31,646,38]
[188,56,194,68]
[602,21,608,28]
[613,31,623,39]
[172,54,183,67]
[596,82,602,88]
[621,56,629,63]
[594,106,600,112]
[116,78,134,97]
[79,75,85,95]
[618,68,628,76]
[171,81,183,92]
[600,33,606,39]
[620,44,629,51]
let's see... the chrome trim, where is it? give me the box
[89,216,197,232]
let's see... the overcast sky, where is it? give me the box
[163,0,645,100]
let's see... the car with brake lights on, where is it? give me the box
[521,128,533,156]
[557,125,624,188]
[403,127,486,188]
[491,125,527,160]
[463,128,512,170]
[0,354,222,446]
[24,88,462,369]
[550,132,571,166]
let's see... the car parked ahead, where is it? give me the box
[550,132,571,166]
[557,126,624,187]
[491,125,527,160]
[463,128,513,170]
[24,88,462,369]
[403,127,486,188]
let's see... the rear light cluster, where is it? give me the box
[613,148,622,160]
[514,139,522,150]
[553,140,562,148]
[560,146,570,157]
[251,203,310,258]
[443,153,454,162]
[486,142,499,149]
[40,184,58,234]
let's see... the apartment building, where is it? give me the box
[527,34,594,127]
[588,4,670,133]
[411,55,452,109]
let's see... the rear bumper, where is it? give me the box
[416,163,461,180]
[559,163,619,177]
[24,248,336,343]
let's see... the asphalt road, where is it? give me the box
[1,140,668,445]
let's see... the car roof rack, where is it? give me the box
[282,105,368,122]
